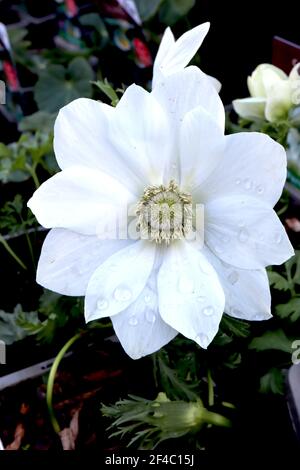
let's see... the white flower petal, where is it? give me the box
[153,66,225,131]
[53,98,142,193]
[153,27,175,84]
[247,64,287,97]
[232,97,266,120]
[196,132,287,207]
[110,84,171,186]
[37,229,132,296]
[289,62,300,80]
[152,67,225,180]
[265,80,292,122]
[205,195,294,269]
[203,246,272,321]
[207,74,222,93]
[157,241,225,348]
[28,166,135,235]
[85,241,156,322]
[112,262,177,359]
[179,105,224,190]
[153,23,210,87]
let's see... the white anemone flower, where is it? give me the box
[233,63,300,122]
[28,25,294,360]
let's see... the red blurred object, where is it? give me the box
[65,0,78,17]
[3,60,19,91]
[272,36,300,74]
[133,37,152,67]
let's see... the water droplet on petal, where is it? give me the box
[214,245,223,254]
[256,185,264,194]
[253,313,266,320]
[114,286,132,302]
[230,307,243,317]
[227,271,239,285]
[238,220,245,228]
[128,316,138,326]
[235,178,241,185]
[178,276,194,294]
[273,232,282,244]
[202,306,214,316]
[238,228,249,243]
[146,311,156,324]
[197,295,205,302]
[222,235,230,244]
[244,178,253,190]
[144,294,151,304]
[195,333,210,348]
[97,298,109,310]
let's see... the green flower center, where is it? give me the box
[136,180,193,244]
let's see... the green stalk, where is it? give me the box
[46,333,82,434]
[25,163,40,189]
[207,368,214,407]
[201,408,231,428]
[0,233,27,270]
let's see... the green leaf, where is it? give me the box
[0,143,11,158]
[220,314,251,338]
[34,57,93,113]
[268,271,290,291]
[92,79,119,106]
[260,368,285,395]
[249,329,293,354]
[276,298,300,322]
[19,111,56,133]
[134,0,164,21]
[0,305,39,345]
[159,0,195,25]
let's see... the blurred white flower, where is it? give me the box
[28,25,294,359]
[233,63,300,122]
[153,22,221,92]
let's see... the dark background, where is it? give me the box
[191,0,300,104]
[1,0,300,105]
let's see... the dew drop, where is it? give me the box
[253,314,265,320]
[114,286,132,302]
[227,271,239,285]
[195,333,210,348]
[146,311,156,324]
[238,220,245,228]
[235,178,241,185]
[238,228,249,243]
[178,276,194,294]
[256,185,264,194]
[244,178,253,190]
[273,232,282,244]
[128,316,138,326]
[97,298,109,310]
[222,235,231,244]
[230,307,243,317]
[144,294,151,304]
[202,306,214,316]
[214,245,223,254]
